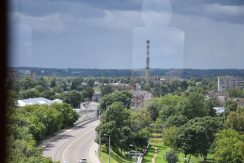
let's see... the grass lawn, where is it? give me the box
[99,146,134,163]
[142,138,215,163]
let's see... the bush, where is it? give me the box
[165,150,179,163]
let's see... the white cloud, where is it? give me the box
[205,4,244,16]
[13,12,68,33]
[86,10,143,30]
[11,9,143,35]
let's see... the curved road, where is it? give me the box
[43,120,100,163]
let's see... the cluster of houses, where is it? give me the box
[16,82,152,110]
[16,76,244,117]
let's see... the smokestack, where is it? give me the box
[145,40,150,84]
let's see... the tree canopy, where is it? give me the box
[175,117,223,160]
[99,91,132,113]
[214,129,244,163]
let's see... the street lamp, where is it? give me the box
[104,134,110,163]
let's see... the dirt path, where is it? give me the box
[152,147,157,163]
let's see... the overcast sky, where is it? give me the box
[9,0,244,69]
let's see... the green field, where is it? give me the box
[99,146,133,163]
[99,138,215,163]
[142,138,215,163]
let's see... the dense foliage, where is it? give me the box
[7,103,78,163]
[99,91,132,113]
[175,117,223,160]
[145,91,243,162]
[214,129,244,162]
[96,91,151,153]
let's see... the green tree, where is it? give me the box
[20,77,37,90]
[163,114,188,128]
[20,89,41,99]
[225,107,244,132]
[7,90,18,108]
[224,99,238,115]
[227,88,242,98]
[24,105,63,138]
[53,84,64,93]
[7,105,63,163]
[50,78,57,88]
[214,129,244,163]
[34,85,46,93]
[101,85,114,96]
[146,100,161,121]
[163,126,178,148]
[181,91,207,119]
[51,103,79,128]
[96,102,132,151]
[176,117,223,161]
[71,77,83,90]
[100,91,132,113]
[157,105,178,123]
[87,79,95,87]
[205,97,220,117]
[63,91,83,108]
[130,109,152,147]
[41,90,56,100]
[37,77,49,89]
[82,87,94,100]
[165,150,179,163]
[148,95,186,122]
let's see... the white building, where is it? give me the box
[17,97,63,107]
[218,76,244,92]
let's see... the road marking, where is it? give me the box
[54,125,96,161]
[51,121,99,162]
[62,128,94,161]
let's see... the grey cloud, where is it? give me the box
[170,0,244,24]
[26,29,134,69]
[204,4,244,24]
[171,14,244,69]
[68,0,142,11]
[12,10,143,37]
[13,0,105,17]
[9,0,244,69]
[204,0,244,6]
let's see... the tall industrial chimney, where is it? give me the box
[145,40,150,84]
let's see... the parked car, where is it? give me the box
[79,158,87,163]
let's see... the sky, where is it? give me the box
[9,0,244,69]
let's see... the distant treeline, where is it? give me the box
[11,67,244,78]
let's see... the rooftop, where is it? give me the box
[17,97,63,107]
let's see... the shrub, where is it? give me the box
[165,150,179,163]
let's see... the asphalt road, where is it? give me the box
[43,120,99,163]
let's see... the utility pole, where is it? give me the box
[108,136,111,163]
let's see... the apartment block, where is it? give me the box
[218,76,244,92]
